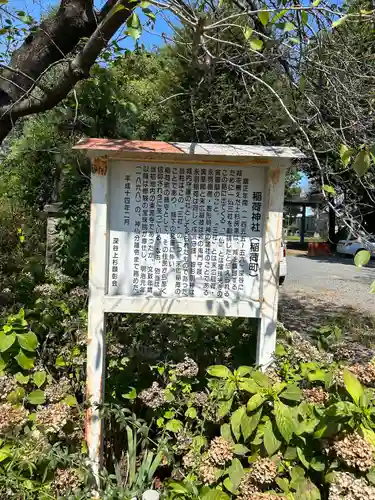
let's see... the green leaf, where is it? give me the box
[192,435,207,450]
[231,406,246,440]
[233,444,249,455]
[185,407,197,419]
[243,27,253,40]
[295,479,321,499]
[275,343,287,356]
[218,397,233,418]
[354,250,371,268]
[126,27,141,41]
[258,10,270,26]
[343,369,364,405]
[312,0,321,6]
[367,468,375,485]
[165,419,183,433]
[271,9,287,23]
[280,384,302,402]
[202,490,230,500]
[301,11,308,24]
[220,423,233,442]
[238,378,260,393]
[284,446,298,459]
[310,456,326,472]
[249,38,263,51]
[274,401,294,443]
[289,37,300,44]
[207,365,232,378]
[15,373,29,385]
[340,143,353,166]
[297,446,309,469]
[127,12,141,28]
[276,477,290,493]
[332,15,348,28]
[122,387,137,400]
[0,332,16,352]
[227,458,244,490]
[353,150,371,177]
[17,332,38,352]
[290,466,305,489]
[127,102,138,114]
[252,371,271,387]
[370,280,375,293]
[241,408,262,440]
[164,410,175,419]
[7,387,25,404]
[0,445,12,462]
[322,185,336,195]
[263,419,281,456]
[169,482,188,494]
[237,366,252,377]
[247,393,265,412]
[62,394,77,406]
[0,354,6,371]
[223,477,237,495]
[33,371,46,388]
[28,390,45,405]
[15,350,35,370]
[282,21,296,32]
[55,355,66,367]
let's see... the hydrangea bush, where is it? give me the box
[1,273,375,499]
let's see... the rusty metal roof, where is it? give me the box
[73,138,304,159]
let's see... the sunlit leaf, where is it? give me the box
[15,372,29,385]
[207,365,231,378]
[15,349,35,370]
[28,390,45,405]
[263,419,281,455]
[249,38,263,51]
[343,368,364,405]
[243,27,253,40]
[33,371,46,388]
[283,22,296,32]
[301,11,308,24]
[353,150,371,176]
[340,143,353,166]
[323,185,336,195]
[271,9,287,23]
[0,332,16,352]
[126,27,141,41]
[7,387,25,404]
[354,250,371,268]
[165,419,183,432]
[258,10,270,26]
[17,332,38,352]
[332,15,348,28]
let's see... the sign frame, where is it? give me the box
[74,139,303,477]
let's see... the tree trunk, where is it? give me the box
[0,0,130,143]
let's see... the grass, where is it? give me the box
[286,235,325,242]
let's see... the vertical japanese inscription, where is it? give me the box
[111,163,264,300]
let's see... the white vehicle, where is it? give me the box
[336,235,375,258]
[279,239,287,285]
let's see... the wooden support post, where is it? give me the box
[300,205,306,244]
[256,165,286,368]
[85,156,108,482]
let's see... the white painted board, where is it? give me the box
[107,161,265,316]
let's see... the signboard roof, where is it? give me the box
[74,139,304,161]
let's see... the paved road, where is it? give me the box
[279,254,375,329]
